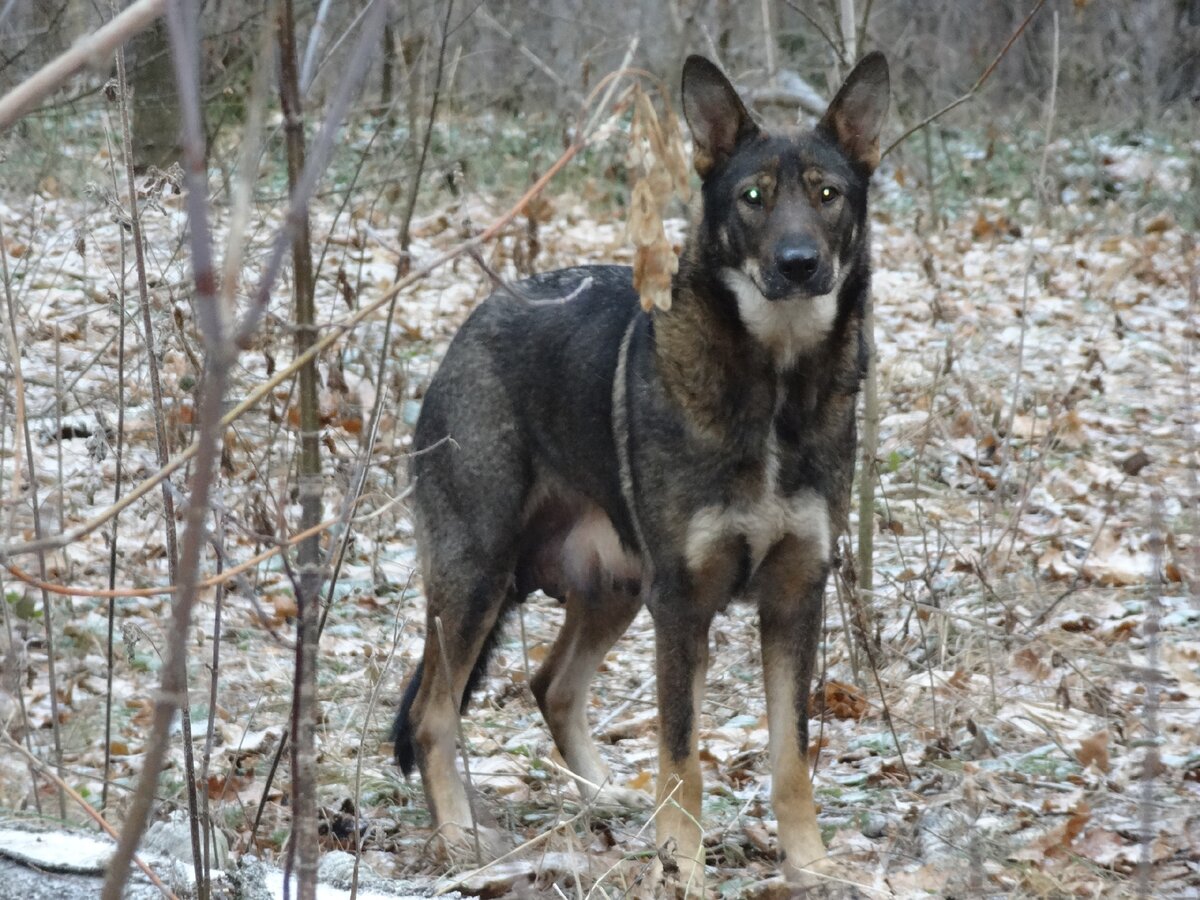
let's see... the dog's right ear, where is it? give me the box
[682,56,759,179]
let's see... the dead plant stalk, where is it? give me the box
[101,1,229,895]
[112,17,206,890]
[99,105,128,818]
[0,211,65,820]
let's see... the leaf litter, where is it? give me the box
[0,127,1197,898]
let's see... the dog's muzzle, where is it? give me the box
[764,236,834,299]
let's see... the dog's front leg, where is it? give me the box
[651,597,713,896]
[754,532,834,889]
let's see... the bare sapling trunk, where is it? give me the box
[103,1,229,895]
[277,1,322,897]
[112,11,207,888]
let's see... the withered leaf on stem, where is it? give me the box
[627,178,663,247]
[633,237,677,312]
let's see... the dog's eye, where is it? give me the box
[820,186,840,204]
[741,186,763,206]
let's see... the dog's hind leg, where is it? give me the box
[753,529,836,890]
[402,563,514,859]
[530,587,644,809]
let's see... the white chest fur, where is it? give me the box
[684,427,831,577]
[722,266,840,370]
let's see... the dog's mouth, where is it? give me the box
[752,262,838,302]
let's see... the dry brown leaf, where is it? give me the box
[743,822,773,855]
[626,769,652,792]
[1012,647,1052,682]
[1143,211,1173,233]
[1120,449,1151,476]
[271,592,299,621]
[811,680,869,720]
[627,178,663,247]
[1075,729,1110,773]
[633,236,677,311]
[1012,801,1091,861]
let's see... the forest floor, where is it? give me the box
[0,123,1198,898]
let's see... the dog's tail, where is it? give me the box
[391,603,514,776]
[391,661,425,775]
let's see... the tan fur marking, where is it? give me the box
[655,660,708,895]
[762,648,827,879]
[532,590,642,804]
[687,488,829,575]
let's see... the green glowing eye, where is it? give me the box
[821,185,839,203]
[742,186,763,205]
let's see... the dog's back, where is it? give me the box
[410,264,643,597]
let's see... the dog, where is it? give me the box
[392,52,890,894]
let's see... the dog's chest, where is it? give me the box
[683,389,831,579]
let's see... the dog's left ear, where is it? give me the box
[682,55,760,179]
[819,52,890,173]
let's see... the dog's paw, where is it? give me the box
[743,873,864,899]
[435,821,510,864]
[766,857,862,899]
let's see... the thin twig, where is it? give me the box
[299,0,335,94]
[994,8,1059,527]
[0,234,41,819]
[0,209,66,820]
[277,0,326,891]
[349,600,409,900]
[113,15,204,885]
[198,514,227,900]
[397,0,455,261]
[101,1,229,895]
[1137,494,1165,898]
[233,0,388,349]
[5,514,341,598]
[881,0,1048,159]
[782,0,842,63]
[100,94,128,817]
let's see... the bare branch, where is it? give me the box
[233,0,388,348]
[0,0,166,131]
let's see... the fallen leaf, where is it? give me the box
[1075,729,1110,773]
[811,680,869,720]
[1120,449,1151,476]
[1012,801,1091,861]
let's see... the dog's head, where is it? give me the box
[681,53,889,362]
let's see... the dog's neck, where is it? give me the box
[652,250,778,447]
[651,243,866,447]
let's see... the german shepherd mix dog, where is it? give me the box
[393,53,889,893]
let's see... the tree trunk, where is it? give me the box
[129,18,180,168]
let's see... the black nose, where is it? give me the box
[776,238,821,284]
